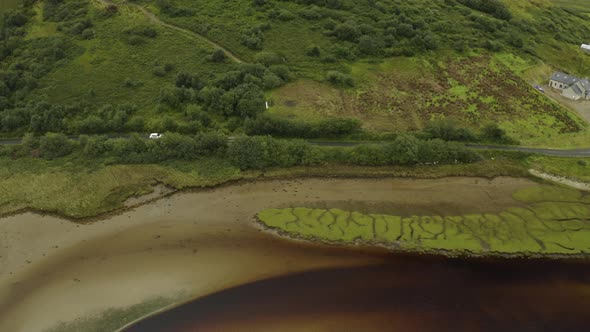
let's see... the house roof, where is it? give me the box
[582,44,590,51]
[572,84,583,96]
[551,72,579,85]
[579,79,590,91]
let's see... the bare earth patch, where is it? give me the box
[530,169,590,191]
[123,184,175,208]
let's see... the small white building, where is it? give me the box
[581,44,590,53]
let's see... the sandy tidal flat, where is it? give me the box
[0,177,536,332]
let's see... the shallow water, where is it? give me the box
[0,177,577,331]
[125,256,590,332]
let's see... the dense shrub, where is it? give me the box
[424,119,476,142]
[227,136,317,170]
[325,71,354,87]
[481,123,519,145]
[209,49,227,62]
[228,135,481,170]
[244,115,361,138]
[156,0,195,17]
[40,132,74,159]
[457,0,512,20]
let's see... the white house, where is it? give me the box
[550,72,590,101]
[582,44,590,53]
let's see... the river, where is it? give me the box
[1,177,588,331]
[125,256,590,332]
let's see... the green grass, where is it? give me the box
[268,53,587,145]
[45,295,182,332]
[0,150,530,220]
[0,146,587,221]
[528,156,590,182]
[33,2,235,118]
[3,0,590,149]
[0,156,240,218]
[258,184,590,256]
[551,0,590,13]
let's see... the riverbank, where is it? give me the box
[0,177,537,332]
[0,145,588,221]
[0,153,527,221]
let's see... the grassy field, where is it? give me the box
[1,147,588,220]
[0,156,241,218]
[2,0,589,147]
[268,53,589,146]
[32,1,235,122]
[258,185,590,256]
[529,155,590,182]
[551,0,590,13]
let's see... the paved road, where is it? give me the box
[465,144,590,158]
[312,141,590,157]
[1,136,589,158]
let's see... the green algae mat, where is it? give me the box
[257,186,590,256]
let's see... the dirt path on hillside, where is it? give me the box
[97,0,244,63]
[0,177,537,332]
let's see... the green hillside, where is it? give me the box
[1,0,589,146]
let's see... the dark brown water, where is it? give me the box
[125,256,590,332]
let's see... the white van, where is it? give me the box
[149,133,162,139]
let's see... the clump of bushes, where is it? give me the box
[6,132,481,171]
[228,134,481,170]
[326,71,354,87]
[481,123,519,145]
[156,0,195,17]
[244,115,361,138]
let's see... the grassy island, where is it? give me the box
[258,185,590,256]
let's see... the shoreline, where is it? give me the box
[0,172,538,224]
[255,218,590,261]
[0,176,538,331]
[529,169,590,191]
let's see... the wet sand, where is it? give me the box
[0,177,537,332]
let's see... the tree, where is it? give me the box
[82,135,111,158]
[262,70,283,89]
[210,49,227,62]
[40,133,74,159]
[425,118,475,142]
[385,134,421,165]
[235,85,265,118]
[358,35,382,55]
[78,115,104,134]
[481,123,517,144]
[127,116,145,132]
[252,0,267,7]
[227,136,268,170]
[326,71,354,87]
[175,72,193,88]
[306,45,321,57]
[254,52,280,66]
[332,21,360,41]
[13,133,39,158]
